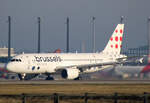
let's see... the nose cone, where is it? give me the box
[6,63,15,72]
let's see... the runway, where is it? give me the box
[0,80,150,85]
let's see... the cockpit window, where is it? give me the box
[11,59,15,62]
[11,59,22,62]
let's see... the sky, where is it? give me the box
[0,0,150,53]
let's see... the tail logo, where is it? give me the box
[109,28,123,49]
[103,24,124,55]
[115,30,118,33]
[120,29,123,34]
[115,36,118,41]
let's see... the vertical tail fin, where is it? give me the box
[103,24,124,55]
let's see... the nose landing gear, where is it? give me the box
[18,73,26,80]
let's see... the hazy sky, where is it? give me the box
[0,0,150,53]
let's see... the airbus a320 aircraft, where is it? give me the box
[6,24,125,80]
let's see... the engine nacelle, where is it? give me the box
[61,68,79,79]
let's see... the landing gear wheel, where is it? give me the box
[74,77,81,80]
[18,73,26,80]
[45,75,54,80]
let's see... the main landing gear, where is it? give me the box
[18,73,39,80]
[45,73,54,80]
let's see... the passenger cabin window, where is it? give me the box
[37,67,40,70]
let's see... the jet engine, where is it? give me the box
[61,68,79,79]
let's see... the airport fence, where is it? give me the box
[0,92,149,103]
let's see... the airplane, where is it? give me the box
[6,24,125,80]
[113,56,150,78]
[112,64,150,78]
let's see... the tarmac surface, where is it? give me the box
[0,80,150,85]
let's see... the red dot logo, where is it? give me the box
[120,45,122,48]
[115,44,118,48]
[111,45,113,48]
[110,37,113,41]
[115,29,118,33]
[120,37,122,41]
[115,36,118,41]
[120,29,123,34]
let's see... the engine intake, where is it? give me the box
[61,68,79,79]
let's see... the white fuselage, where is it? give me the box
[6,24,125,77]
[6,52,119,74]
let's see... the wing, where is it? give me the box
[55,61,117,73]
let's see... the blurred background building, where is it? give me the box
[122,45,148,57]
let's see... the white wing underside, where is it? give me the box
[55,61,117,73]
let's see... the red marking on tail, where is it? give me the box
[120,29,123,34]
[115,29,118,33]
[120,37,122,41]
[110,37,113,41]
[111,45,113,48]
[115,36,118,41]
[141,64,150,73]
[120,45,122,48]
[115,44,118,48]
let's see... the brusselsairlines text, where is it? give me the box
[34,56,62,62]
